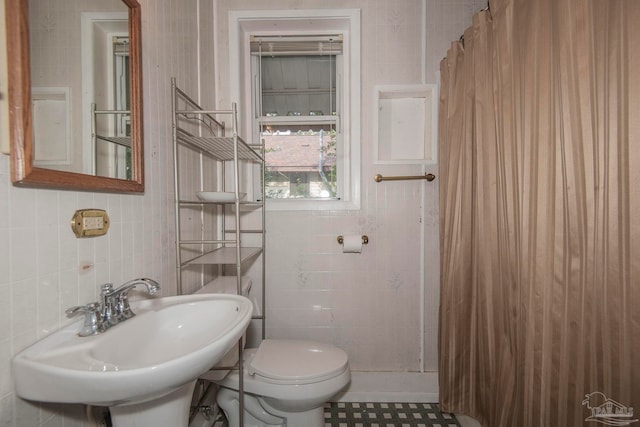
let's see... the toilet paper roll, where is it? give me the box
[342,235,363,253]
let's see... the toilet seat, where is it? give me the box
[248,340,349,385]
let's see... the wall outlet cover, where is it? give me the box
[71,209,110,238]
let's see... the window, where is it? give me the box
[229,9,361,210]
[252,36,341,199]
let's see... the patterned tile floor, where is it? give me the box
[324,402,461,427]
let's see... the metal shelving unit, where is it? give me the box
[171,77,265,426]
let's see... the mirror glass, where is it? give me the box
[6,0,143,192]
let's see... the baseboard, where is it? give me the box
[334,371,439,403]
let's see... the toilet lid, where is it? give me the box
[249,339,348,384]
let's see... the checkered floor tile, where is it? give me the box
[324,402,461,427]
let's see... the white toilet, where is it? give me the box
[193,277,351,427]
[214,339,350,427]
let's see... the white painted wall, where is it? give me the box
[0,0,485,425]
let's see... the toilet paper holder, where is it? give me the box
[337,235,369,245]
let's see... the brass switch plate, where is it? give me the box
[71,209,110,238]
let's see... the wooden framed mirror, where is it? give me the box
[5,0,144,192]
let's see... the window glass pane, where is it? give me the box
[260,56,336,117]
[262,123,337,199]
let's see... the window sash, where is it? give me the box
[251,37,345,201]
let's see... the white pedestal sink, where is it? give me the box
[12,293,253,427]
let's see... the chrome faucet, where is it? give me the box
[66,278,160,336]
[101,278,161,326]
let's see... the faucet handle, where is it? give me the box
[65,302,104,337]
[116,293,135,320]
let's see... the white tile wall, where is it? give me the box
[1,0,483,425]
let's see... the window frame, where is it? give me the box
[228,9,361,211]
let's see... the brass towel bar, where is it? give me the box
[374,173,436,182]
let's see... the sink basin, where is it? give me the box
[12,293,252,426]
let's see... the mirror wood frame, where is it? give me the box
[5,0,144,193]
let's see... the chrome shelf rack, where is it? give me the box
[171,77,266,427]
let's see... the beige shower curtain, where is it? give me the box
[438,0,640,426]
